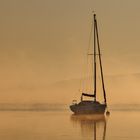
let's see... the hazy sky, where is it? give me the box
[0,0,140,103]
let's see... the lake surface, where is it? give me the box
[0,106,140,140]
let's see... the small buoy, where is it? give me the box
[106,110,110,116]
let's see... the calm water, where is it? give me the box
[0,108,140,140]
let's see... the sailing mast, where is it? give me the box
[93,13,107,104]
[93,14,97,101]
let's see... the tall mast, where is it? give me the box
[95,15,107,104]
[93,14,96,101]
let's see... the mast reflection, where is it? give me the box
[70,114,108,140]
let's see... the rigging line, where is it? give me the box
[87,16,94,54]
[79,71,85,93]
[95,18,107,104]
[75,17,93,95]
[85,55,90,92]
[79,50,89,93]
[87,57,93,92]
[86,14,95,93]
[74,62,87,99]
[79,61,95,97]
[80,15,94,93]
[79,51,92,93]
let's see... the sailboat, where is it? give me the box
[70,13,108,114]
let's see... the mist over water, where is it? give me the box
[0,103,140,112]
[0,103,66,111]
[0,108,140,140]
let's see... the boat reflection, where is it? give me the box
[70,114,107,139]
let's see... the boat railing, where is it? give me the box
[72,100,77,105]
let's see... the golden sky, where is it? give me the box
[0,0,140,103]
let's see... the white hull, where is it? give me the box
[70,101,106,114]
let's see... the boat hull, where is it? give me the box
[70,101,106,114]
